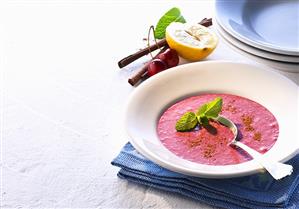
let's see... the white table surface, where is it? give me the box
[1,1,298,208]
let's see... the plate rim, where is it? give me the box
[215,21,299,73]
[214,20,299,63]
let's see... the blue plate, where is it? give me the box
[215,0,299,56]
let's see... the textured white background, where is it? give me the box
[1,0,298,208]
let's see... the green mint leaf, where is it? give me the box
[196,103,208,117]
[154,7,186,39]
[204,97,223,118]
[175,97,223,132]
[195,97,223,125]
[175,112,198,132]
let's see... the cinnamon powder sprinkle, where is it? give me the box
[253,132,262,141]
[217,136,227,146]
[245,126,255,132]
[241,114,255,132]
[187,137,203,148]
[203,144,216,158]
[224,104,237,113]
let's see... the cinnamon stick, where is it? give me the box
[198,18,213,27]
[118,39,168,68]
[128,46,168,86]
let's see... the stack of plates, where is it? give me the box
[215,0,299,73]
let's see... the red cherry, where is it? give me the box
[157,48,179,68]
[147,59,167,77]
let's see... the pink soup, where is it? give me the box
[157,94,279,165]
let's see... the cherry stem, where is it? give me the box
[147,25,161,59]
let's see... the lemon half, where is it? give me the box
[165,22,218,61]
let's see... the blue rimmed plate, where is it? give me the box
[215,20,299,73]
[215,0,299,56]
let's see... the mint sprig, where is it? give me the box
[175,112,198,132]
[175,97,223,132]
[154,7,186,39]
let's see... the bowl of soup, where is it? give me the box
[124,61,298,178]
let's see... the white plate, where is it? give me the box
[125,61,299,178]
[215,21,299,63]
[215,0,299,56]
[216,23,299,73]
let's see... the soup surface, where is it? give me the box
[157,94,279,165]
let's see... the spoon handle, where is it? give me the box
[233,141,293,180]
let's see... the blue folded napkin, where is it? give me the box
[111,142,299,209]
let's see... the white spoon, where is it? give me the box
[216,116,293,180]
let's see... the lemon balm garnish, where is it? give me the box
[166,22,218,61]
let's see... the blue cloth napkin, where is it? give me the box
[111,142,299,209]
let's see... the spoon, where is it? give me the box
[216,116,293,180]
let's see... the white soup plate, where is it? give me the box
[124,61,299,178]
